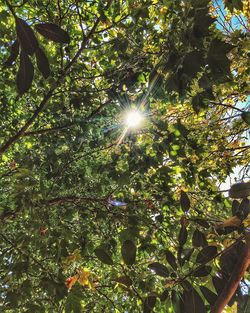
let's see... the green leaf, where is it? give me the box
[171,291,184,313]
[94,247,113,265]
[191,0,211,7]
[179,248,194,266]
[196,246,217,263]
[160,290,169,302]
[148,262,169,277]
[165,249,177,270]
[25,304,45,313]
[4,40,19,66]
[35,23,70,44]
[180,191,190,212]
[192,229,207,247]
[242,112,250,126]
[143,295,157,313]
[121,240,136,265]
[65,286,83,313]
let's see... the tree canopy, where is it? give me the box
[0,0,249,312]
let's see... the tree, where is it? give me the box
[0,0,249,312]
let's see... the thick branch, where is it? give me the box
[211,233,250,313]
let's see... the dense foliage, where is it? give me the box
[0,0,249,312]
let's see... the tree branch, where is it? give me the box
[46,196,107,205]
[22,99,111,137]
[211,232,250,313]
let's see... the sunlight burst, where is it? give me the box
[124,110,143,128]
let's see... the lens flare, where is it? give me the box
[125,110,143,128]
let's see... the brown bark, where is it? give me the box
[211,233,250,313]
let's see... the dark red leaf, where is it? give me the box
[200,286,217,305]
[34,23,70,44]
[192,265,212,277]
[193,219,210,228]
[4,40,19,66]
[148,262,169,277]
[16,51,34,95]
[160,290,169,302]
[239,198,250,219]
[165,249,177,270]
[229,182,250,199]
[114,276,132,287]
[121,240,136,265]
[192,229,207,247]
[35,47,50,79]
[178,226,188,246]
[231,199,240,216]
[212,275,227,295]
[180,190,190,212]
[196,246,217,263]
[143,295,157,313]
[94,248,113,265]
[15,17,39,55]
[182,287,206,313]
[183,248,194,261]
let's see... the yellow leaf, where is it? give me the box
[78,268,91,287]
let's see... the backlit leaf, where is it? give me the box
[121,240,136,265]
[165,249,177,270]
[16,51,34,95]
[15,17,39,55]
[242,112,250,126]
[148,262,169,277]
[200,286,217,305]
[35,23,70,44]
[212,275,227,295]
[192,265,212,277]
[35,47,50,79]
[94,248,113,265]
[178,226,188,246]
[196,246,217,263]
[192,229,207,247]
[143,295,157,313]
[182,287,206,313]
[180,190,190,212]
